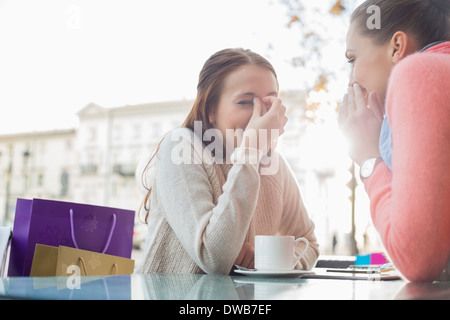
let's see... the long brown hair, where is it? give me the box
[140,48,278,223]
[351,0,450,47]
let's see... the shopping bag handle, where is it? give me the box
[69,209,117,254]
[78,257,118,276]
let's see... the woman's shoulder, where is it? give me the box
[161,127,194,146]
[158,127,210,166]
[387,49,450,112]
[386,48,450,124]
[159,127,199,153]
[391,49,450,85]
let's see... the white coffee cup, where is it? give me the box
[254,235,310,271]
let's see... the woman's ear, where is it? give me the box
[389,31,409,64]
[208,111,215,126]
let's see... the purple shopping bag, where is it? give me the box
[8,198,135,277]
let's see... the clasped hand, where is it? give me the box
[338,83,384,165]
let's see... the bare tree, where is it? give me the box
[280,0,360,254]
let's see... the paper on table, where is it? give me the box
[0,227,12,278]
[303,268,401,281]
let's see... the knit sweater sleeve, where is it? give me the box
[277,154,319,270]
[363,52,450,281]
[154,129,261,275]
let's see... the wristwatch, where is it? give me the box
[360,157,381,179]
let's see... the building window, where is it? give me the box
[151,123,161,140]
[38,174,44,187]
[88,127,97,142]
[65,139,72,151]
[113,125,121,141]
[60,170,69,197]
[133,124,141,139]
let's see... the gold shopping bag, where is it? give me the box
[29,244,59,277]
[30,244,134,277]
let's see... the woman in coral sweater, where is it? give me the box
[339,0,450,281]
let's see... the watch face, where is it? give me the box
[361,158,377,178]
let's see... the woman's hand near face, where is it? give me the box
[241,96,288,155]
[338,83,384,165]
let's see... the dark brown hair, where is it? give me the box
[181,48,278,134]
[351,0,450,47]
[140,48,278,223]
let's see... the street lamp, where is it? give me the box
[22,149,31,197]
[3,144,13,225]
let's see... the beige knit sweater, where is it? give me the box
[135,128,319,275]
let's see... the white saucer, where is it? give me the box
[234,269,314,278]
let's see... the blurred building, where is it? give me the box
[75,100,191,211]
[0,129,76,224]
[0,99,192,226]
[0,91,380,255]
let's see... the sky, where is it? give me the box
[0,0,353,134]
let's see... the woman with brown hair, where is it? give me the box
[339,0,450,281]
[135,48,319,275]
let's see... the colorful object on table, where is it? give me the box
[354,252,389,266]
[355,254,371,266]
[370,252,389,265]
[378,263,394,273]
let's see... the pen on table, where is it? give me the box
[348,265,379,269]
[378,263,394,273]
[326,268,378,274]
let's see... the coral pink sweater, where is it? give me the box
[364,42,450,282]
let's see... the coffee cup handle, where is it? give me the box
[293,237,310,268]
